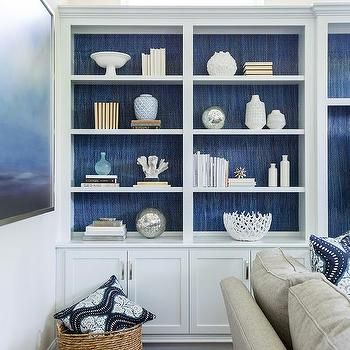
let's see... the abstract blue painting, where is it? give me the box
[0,1,54,225]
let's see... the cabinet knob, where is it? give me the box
[129,262,133,280]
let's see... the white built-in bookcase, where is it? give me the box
[57,7,317,247]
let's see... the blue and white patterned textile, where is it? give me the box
[310,233,350,295]
[54,275,155,333]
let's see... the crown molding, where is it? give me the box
[313,3,350,15]
[58,5,314,19]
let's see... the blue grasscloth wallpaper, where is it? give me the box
[328,34,350,98]
[328,106,350,237]
[194,192,299,232]
[194,85,298,129]
[74,135,183,187]
[74,34,183,75]
[194,135,299,187]
[74,85,183,129]
[74,193,183,232]
[193,34,299,75]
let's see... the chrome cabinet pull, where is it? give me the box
[129,262,133,280]
[121,261,125,280]
[244,260,249,280]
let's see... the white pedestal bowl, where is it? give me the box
[90,51,131,76]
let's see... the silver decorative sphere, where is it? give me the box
[202,106,225,129]
[136,208,166,239]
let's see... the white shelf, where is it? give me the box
[327,98,350,106]
[193,75,305,85]
[71,186,183,193]
[71,75,183,85]
[70,129,183,135]
[193,187,305,193]
[58,232,308,248]
[193,129,304,135]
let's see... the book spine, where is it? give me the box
[106,102,110,129]
[98,103,102,129]
[94,102,98,129]
[150,48,155,76]
[142,53,147,76]
[161,48,166,75]
[85,179,118,183]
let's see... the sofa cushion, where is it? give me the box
[310,233,350,295]
[252,248,323,349]
[289,279,350,350]
[221,277,286,350]
[54,275,155,333]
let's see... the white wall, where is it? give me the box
[0,212,57,350]
[0,1,59,349]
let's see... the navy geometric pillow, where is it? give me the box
[54,275,155,333]
[310,234,350,295]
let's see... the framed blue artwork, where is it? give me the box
[0,0,54,225]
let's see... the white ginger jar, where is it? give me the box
[207,51,237,76]
[267,110,286,129]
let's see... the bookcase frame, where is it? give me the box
[57,6,317,247]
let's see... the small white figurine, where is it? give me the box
[234,167,247,179]
[137,155,169,179]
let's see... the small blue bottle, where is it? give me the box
[95,152,112,175]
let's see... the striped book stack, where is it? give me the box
[244,62,273,75]
[228,178,256,187]
[131,120,161,129]
[84,219,127,241]
[142,48,166,76]
[81,175,120,188]
[94,102,119,129]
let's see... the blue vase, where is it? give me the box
[95,152,112,175]
[134,94,158,120]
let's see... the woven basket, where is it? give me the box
[56,323,142,350]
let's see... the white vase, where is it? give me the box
[245,95,266,130]
[134,94,158,120]
[280,155,290,187]
[267,110,286,129]
[207,51,237,76]
[268,163,278,187]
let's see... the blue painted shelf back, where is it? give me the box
[194,85,298,129]
[193,34,299,75]
[74,84,183,129]
[194,192,299,232]
[328,106,350,237]
[74,34,183,75]
[74,192,183,232]
[194,135,299,187]
[74,135,183,187]
[328,34,350,98]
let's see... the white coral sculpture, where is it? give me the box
[234,167,247,179]
[137,155,169,179]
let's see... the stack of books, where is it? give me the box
[84,218,127,241]
[244,62,273,75]
[94,102,119,129]
[193,151,229,188]
[131,120,161,129]
[228,178,256,187]
[133,180,170,188]
[81,175,120,188]
[141,48,166,76]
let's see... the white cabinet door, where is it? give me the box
[128,249,189,334]
[250,248,311,270]
[62,249,127,306]
[190,249,250,334]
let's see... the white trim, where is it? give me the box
[47,339,57,350]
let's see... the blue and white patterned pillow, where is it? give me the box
[54,275,155,333]
[310,233,350,295]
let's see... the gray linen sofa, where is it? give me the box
[220,248,350,350]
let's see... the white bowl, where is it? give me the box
[223,211,272,241]
[90,51,131,76]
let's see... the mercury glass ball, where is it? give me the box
[136,208,166,239]
[202,106,226,129]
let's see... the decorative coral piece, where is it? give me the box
[234,167,247,179]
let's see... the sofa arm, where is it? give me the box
[220,277,287,350]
